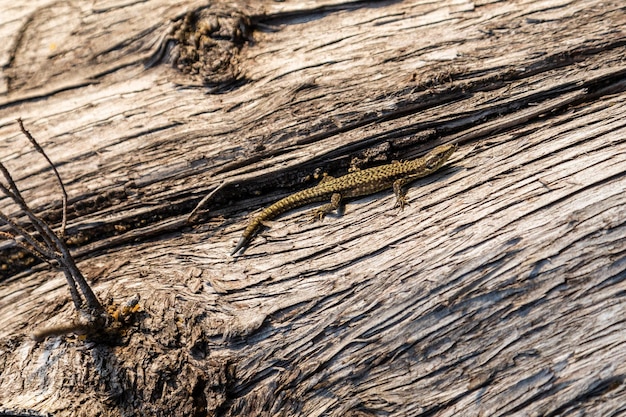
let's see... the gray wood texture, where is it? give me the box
[1,0,625,416]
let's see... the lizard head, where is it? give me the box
[424,143,457,172]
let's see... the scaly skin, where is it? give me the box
[232,143,457,255]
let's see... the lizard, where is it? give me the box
[231,143,457,255]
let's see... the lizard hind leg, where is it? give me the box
[310,192,342,222]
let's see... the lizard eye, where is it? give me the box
[424,144,455,170]
[425,157,441,170]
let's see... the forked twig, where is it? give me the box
[0,231,53,266]
[17,119,68,236]
[0,119,104,317]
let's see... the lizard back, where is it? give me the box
[231,143,456,255]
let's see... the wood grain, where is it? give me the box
[0,0,625,416]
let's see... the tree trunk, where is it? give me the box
[1,0,625,416]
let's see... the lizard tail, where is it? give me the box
[231,236,249,256]
[230,189,321,255]
[231,217,262,255]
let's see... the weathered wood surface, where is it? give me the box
[1,0,625,416]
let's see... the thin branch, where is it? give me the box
[186,180,227,223]
[0,211,58,260]
[0,129,65,255]
[0,164,59,256]
[0,231,54,265]
[17,118,68,237]
[63,255,102,313]
[0,119,106,316]
[9,123,96,310]
[0,161,24,203]
[0,158,84,308]
[59,267,84,311]
[0,207,83,309]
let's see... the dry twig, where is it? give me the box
[0,119,105,320]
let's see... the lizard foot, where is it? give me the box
[394,196,409,211]
[309,210,326,222]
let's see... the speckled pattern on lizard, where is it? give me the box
[231,143,457,255]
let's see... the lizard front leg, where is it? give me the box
[393,178,410,210]
[310,193,342,221]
